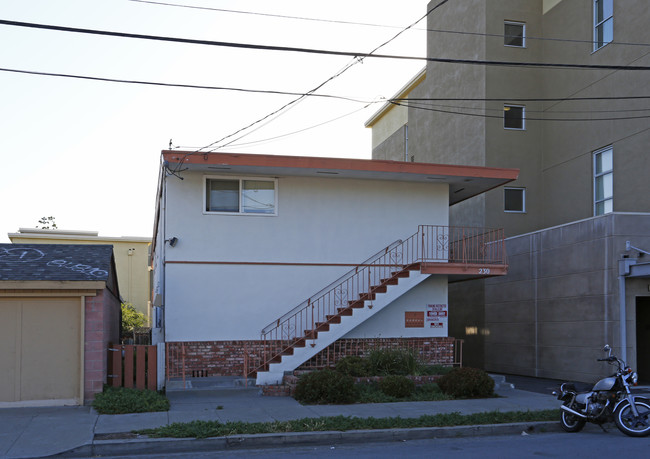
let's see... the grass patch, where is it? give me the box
[136,409,560,439]
[92,386,170,414]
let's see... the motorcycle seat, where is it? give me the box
[563,382,592,392]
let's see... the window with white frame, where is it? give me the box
[504,187,526,213]
[504,105,525,130]
[205,177,277,215]
[594,0,613,51]
[594,146,613,215]
[504,21,526,47]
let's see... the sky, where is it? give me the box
[0,0,428,241]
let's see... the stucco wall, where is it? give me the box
[161,173,450,342]
[484,213,650,382]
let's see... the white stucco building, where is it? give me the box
[152,151,518,385]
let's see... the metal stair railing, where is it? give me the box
[251,225,506,377]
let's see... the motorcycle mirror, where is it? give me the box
[603,344,611,352]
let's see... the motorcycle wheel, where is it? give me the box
[560,405,586,433]
[614,400,650,437]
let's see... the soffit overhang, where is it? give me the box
[162,151,519,206]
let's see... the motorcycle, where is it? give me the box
[554,344,650,437]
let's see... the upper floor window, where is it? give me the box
[594,0,613,51]
[594,146,613,215]
[504,21,526,47]
[504,104,525,130]
[504,187,526,213]
[205,176,277,215]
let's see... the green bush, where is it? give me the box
[366,348,419,376]
[379,375,416,398]
[335,355,371,377]
[418,364,453,376]
[92,386,170,414]
[437,367,495,398]
[294,369,356,404]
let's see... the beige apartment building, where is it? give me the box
[9,228,152,321]
[368,0,650,382]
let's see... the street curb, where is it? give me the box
[52,421,561,457]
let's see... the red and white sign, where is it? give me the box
[427,310,448,318]
[426,304,447,330]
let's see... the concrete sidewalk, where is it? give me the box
[0,376,568,458]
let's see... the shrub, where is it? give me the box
[335,355,371,377]
[437,367,495,398]
[378,375,416,398]
[92,386,170,414]
[366,348,419,376]
[418,364,453,376]
[294,369,356,404]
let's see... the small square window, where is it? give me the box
[504,105,525,130]
[504,188,525,213]
[504,21,525,47]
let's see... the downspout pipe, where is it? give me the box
[618,256,640,363]
[618,260,627,363]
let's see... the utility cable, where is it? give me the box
[0,66,372,103]
[3,19,650,71]
[199,0,449,155]
[4,66,650,106]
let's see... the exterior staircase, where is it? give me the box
[251,225,507,385]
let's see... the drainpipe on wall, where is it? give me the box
[618,259,629,363]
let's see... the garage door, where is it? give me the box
[0,298,81,404]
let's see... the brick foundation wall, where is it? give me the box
[84,289,121,403]
[166,337,455,379]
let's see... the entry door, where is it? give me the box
[636,297,650,383]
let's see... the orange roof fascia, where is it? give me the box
[162,151,519,181]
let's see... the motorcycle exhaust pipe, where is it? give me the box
[560,405,587,419]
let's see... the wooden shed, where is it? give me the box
[0,244,120,407]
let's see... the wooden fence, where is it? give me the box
[108,344,157,390]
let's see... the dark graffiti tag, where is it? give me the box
[47,260,108,278]
[0,247,46,262]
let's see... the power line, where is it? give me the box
[199,0,449,154]
[128,0,650,49]
[0,66,373,103]
[5,65,650,107]
[3,19,650,71]
[217,105,372,150]
[5,65,650,109]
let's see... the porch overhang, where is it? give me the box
[161,151,519,206]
